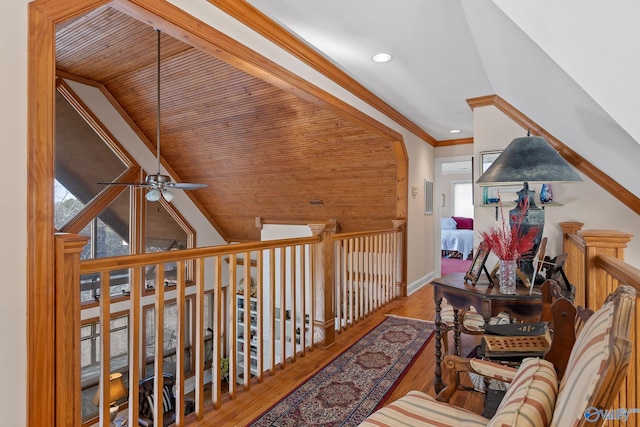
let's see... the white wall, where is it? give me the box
[1,1,28,425]
[473,105,640,269]
[404,134,437,292]
[492,0,640,146]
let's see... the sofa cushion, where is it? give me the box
[550,299,614,427]
[359,390,489,427]
[487,357,558,427]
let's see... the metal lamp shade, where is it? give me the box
[476,136,581,278]
[476,136,582,186]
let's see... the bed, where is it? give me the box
[441,217,474,259]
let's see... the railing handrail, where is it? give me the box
[59,225,406,425]
[333,228,398,240]
[595,254,640,295]
[566,232,585,251]
[79,235,321,273]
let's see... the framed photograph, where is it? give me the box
[479,150,523,205]
[464,241,492,285]
[480,150,502,175]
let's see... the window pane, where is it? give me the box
[144,301,192,378]
[453,182,473,218]
[78,190,131,301]
[55,90,127,207]
[79,190,131,260]
[55,179,86,230]
[80,315,129,422]
[145,201,188,288]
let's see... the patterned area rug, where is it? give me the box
[249,316,435,427]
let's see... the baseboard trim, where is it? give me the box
[407,272,435,295]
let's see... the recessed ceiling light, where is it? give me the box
[449,129,461,134]
[372,53,393,63]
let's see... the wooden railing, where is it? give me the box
[54,222,406,426]
[333,220,406,332]
[560,222,640,424]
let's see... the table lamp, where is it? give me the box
[92,372,128,425]
[476,135,582,275]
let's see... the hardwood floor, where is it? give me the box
[187,283,486,426]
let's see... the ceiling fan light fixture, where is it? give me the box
[146,189,161,202]
[162,188,174,202]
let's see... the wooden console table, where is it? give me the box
[432,272,571,393]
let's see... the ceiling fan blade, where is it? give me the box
[166,182,209,190]
[98,181,149,187]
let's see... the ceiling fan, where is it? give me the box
[100,29,207,202]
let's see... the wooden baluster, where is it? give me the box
[194,258,205,417]
[256,250,264,381]
[154,264,165,427]
[212,256,223,409]
[175,260,186,425]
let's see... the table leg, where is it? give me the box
[434,293,444,393]
[453,308,461,356]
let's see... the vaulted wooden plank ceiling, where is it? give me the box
[55,5,405,242]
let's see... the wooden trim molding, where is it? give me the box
[468,94,640,216]
[206,0,438,146]
[435,137,474,147]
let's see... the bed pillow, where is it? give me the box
[441,217,457,230]
[452,216,473,230]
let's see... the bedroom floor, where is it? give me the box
[441,256,472,276]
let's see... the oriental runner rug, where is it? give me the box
[249,315,435,427]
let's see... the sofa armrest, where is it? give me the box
[435,355,518,402]
[468,358,518,381]
[138,416,153,427]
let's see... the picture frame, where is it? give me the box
[480,150,502,175]
[479,150,523,205]
[464,241,492,285]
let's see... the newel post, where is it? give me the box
[392,219,407,297]
[579,229,633,310]
[54,233,89,427]
[309,223,337,348]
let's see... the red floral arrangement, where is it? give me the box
[479,196,538,261]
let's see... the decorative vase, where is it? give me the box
[499,259,517,294]
[540,183,553,204]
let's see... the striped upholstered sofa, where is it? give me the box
[359,284,636,427]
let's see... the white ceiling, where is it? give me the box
[246,0,640,198]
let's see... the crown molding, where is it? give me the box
[435,137,474,147]
[468,95,640,215]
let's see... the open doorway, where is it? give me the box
[435,156,474,277]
